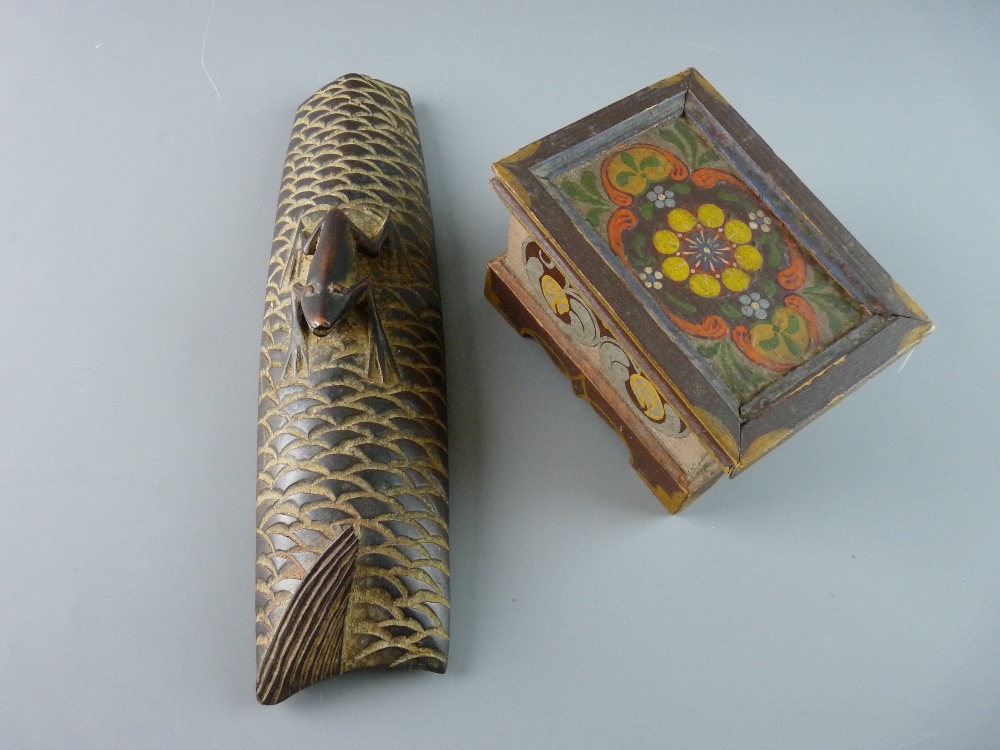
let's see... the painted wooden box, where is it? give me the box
[485,69,932,512]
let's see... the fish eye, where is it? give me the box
[329,283,344,293]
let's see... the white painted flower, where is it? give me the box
[747,211,772,232]
[645,185,676,209]
[639,266,655,288]
[739,292,770,320]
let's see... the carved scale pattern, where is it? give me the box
[256,74,448,703]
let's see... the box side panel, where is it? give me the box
[493,180,738,473]
[485,218,723,511]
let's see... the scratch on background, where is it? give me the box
[94,19,143,49]
[201,0,221,98]
[896,350,913,373]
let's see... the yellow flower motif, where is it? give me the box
[689,273,721,298]
[661,255,690,281]
[697,203,725,228]
[721,267,750,292]
[653,230,680,255]
[667,208,697,233]
[618,178,779,309]
[724,219,752,244]
[734,244,762,271]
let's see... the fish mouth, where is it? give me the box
[309,321,332,336]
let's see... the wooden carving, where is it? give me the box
[256,74,448,704]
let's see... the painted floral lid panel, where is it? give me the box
[553,115,866,404]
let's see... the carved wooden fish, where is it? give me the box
[255,74,448,704]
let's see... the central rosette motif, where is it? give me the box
[681,229,730,273]
[652,204,764,299]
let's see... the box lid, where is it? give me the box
[492,68,932,474]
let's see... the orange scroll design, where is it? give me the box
[607,208,637,262]
[777,226,806,291]
[667,312,729,340]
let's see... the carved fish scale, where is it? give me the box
[255,74,448,704]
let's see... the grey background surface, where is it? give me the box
[1,1,997,748]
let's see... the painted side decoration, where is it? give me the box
[523,241,688,439]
